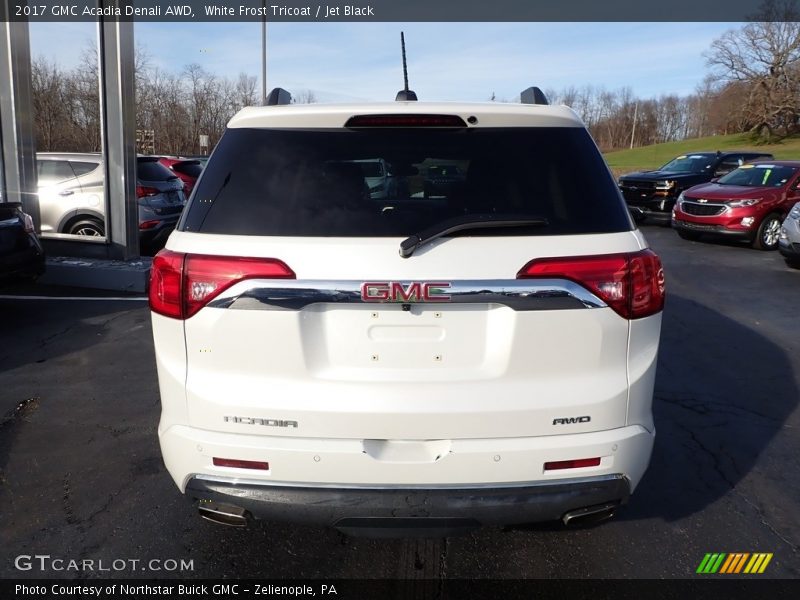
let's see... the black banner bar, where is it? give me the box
[4,0,800,22]
[4,579,800,600]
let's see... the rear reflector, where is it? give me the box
[139,219,160,230]
[544,457,601,471]
[345,114,467,128]
[149,250,296,320]
[213,458,270,470]
[517,249,665,319]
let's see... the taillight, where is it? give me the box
[137,185,158,198]
[629,250,666,319]
[149,250,184,319]
[517,249,665,319]
[148,250,296,320]
[184,254,295,318]
[139,219,160,230]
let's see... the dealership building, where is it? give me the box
[1,5,151,289]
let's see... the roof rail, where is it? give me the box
[266,88,292,106]
[520,87,549,106]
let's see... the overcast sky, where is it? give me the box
[29,21,740,102]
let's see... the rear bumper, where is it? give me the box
[186,473,631,530]
[161,423,654,488]
[138,217,179,247]
[160,423,654,531]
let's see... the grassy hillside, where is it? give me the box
[604,133,800,177]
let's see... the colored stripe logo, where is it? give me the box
[696,553,773,574]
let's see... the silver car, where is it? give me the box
[779,202,800,268]
[36,153,106,237]
[36,153,186,248]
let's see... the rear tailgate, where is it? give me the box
[172,231,642,440]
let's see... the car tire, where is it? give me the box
[752,213,781,251]
[677,229,700,241]
[68,218,105,237]
[785,258,800,270]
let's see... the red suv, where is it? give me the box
[157,157,204,197]
[672,161,800,250]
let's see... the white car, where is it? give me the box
[149,87,665,536]
[779,202,800,268]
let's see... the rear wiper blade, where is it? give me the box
[400,214,548,258]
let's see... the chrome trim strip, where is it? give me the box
[207,279,607,311]
[193,473,626,491]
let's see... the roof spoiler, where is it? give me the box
[520,87,549,105]
[266,88,292,106]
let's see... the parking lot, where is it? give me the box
[0,226,798,580]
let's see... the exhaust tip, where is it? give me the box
[562,502,618,527]
[198,501,250,528]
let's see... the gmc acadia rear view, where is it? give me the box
[148,87,665,536]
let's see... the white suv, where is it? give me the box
[149,88,665,536]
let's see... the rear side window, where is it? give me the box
[660,155,715,174]
[138,159,179,182]
[182,127,632,237]
[172,161,203,178]
[717,158,743,172]
[70,161,100,177]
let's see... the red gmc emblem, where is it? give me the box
[360,282,452,303]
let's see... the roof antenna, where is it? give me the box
[395,32,418,101]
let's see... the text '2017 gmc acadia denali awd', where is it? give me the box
[149,87,665,537]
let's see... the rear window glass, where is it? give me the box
[181,127,632,237]
[172,161,204,178]
[138,159,178,182]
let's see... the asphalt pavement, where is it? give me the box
[0,227,798,580]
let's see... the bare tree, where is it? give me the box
[234,73,258,108]
[69,46,101,151]
[31,58,68,151]
[705,0,800,138]
[292,89,318,104]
